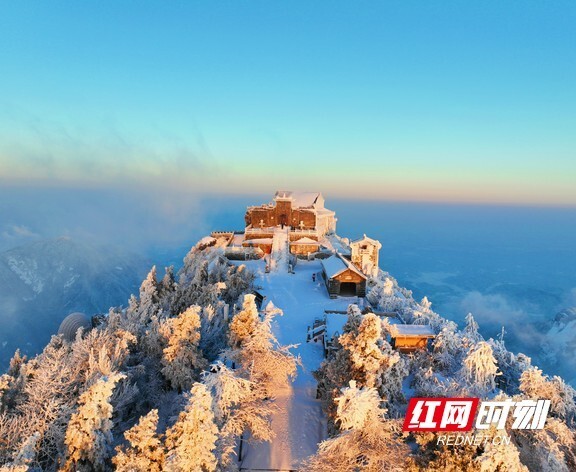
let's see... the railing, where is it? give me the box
[245,226,276,235]
[244,226,321,240]
[289,228,319,236]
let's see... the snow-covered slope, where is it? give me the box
[541,307,576,385]
[0,238,150,370]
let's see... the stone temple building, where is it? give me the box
[242,191,337,254]
[349,234,382,278]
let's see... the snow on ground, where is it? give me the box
[270,227,289,272]
[236,258,358,471]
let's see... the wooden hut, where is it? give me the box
[389,324,435,353]
[321,254,367,298]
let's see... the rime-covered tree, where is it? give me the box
[432,320,462,372]
[475,430,527,472]
[461,341,499,395]
[0,432,40,472]
[305,381,408,472]
[315,306,363,428]
[1,337,80,468]
[514,417,576,471]
[63,372,125,471]
[463,313,482,344]
[405,432,479,472]
[367,276,403,314]
[135,266,161,325]
[160,306,207,391]
[0,350,27,413]
[228,294,259,349]
[317,310,407,422]
[519,367,576,422]
[203,362,273,469]
[158,265,177,313]
[164,383,218,472]
[488,337,531,394]
[229,299,299,391]
[113,409,165,472]
[221,264,254,306]
[199,303,229,361]
[339,313,402,390]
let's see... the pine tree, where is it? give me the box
[137,266,160,324]
[229,299,298,391]
[203,362,273,469]
[305,381,409,471]
[64,372,125,471]
[159,265,177,313]
[519,367,576,421]
[164,383,218,472]
[475,430,528,472]
[514,417,576,471]
[463,313,482,345]
[160,306,207,391]
[199,304,228,361]
[461,341,499,395]
[488,337,531,394]
[0,432,40,472]
[228,294,259,349]
[339,313,399,389]
[113,409,164,472]
[122,266,160,336]
[432,321,462,372]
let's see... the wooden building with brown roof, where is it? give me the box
[321,253,367,298]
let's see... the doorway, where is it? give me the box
[339,282,357,297]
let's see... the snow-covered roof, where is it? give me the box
[389,324,435,337]
[350,234,382,249]
[231,234,245,246]
[314,208,336,216]
[274,191,322,208]
[290,237,319,245]
[197,236,216,246]
[243,238,273,244]
[326,313,348,340]
[321,254,366,279]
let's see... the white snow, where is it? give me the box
[321,254,365,279]
[64,274,79,289]
[243,238,274,244]
[270,228,289,272]
[197,236,216,246]
[231,234,245,246]
[7,256,44,294]
[321,233,351,255]
[274,191,321,208]
[389,324,435,337]
[325,313,348,341]
[321,255,348,279]
[290,237,318,245]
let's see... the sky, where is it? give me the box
[1,1,575,205]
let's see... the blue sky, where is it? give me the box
[1,1,575,204]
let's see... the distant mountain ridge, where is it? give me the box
[542,307,576,385]
[0,237,150,370]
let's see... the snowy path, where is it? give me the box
[238,260,355,471]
